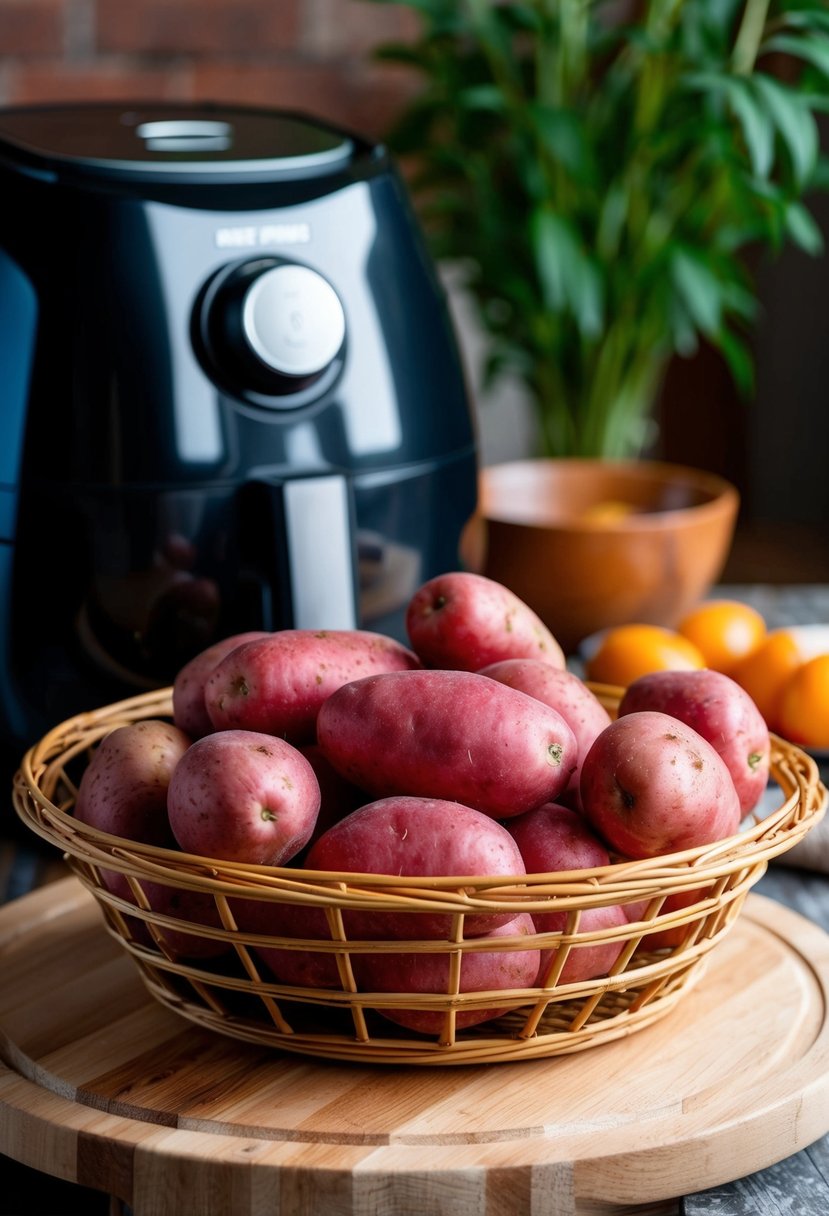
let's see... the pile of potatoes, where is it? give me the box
[73,571,771,1034]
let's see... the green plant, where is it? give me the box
[362,0,829,457]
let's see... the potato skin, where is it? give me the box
[580,710,742,858]
[352,913,540,1033]
[238,897,341,989]
[535,903,628,985]
[296,744,366,858]
[173,630,270,739]
[204,629,421,744]
[107,872,231,960]
[305,795,528,939]
[617,668,770,814]
[244,797,529,981]
[167,730,321,866]
[74,719,190,846]
[506,802,610,874]
[624,886,710,952]
[316,669,577,818]
[406,571,565,671]
[505,803,626,982]
[480,659,612,807]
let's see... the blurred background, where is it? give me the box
[0,1,417,145]
[1,0,827,585]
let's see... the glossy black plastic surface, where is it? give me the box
[0,102,357,183]
[0,103,478,750]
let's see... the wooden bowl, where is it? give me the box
[480,459,739,654]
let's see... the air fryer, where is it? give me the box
[0,102,478,754]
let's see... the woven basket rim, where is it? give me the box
[13,683,827,895]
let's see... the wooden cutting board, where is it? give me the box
[1,878,829,1216]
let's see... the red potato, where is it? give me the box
[406,571,566,672]
[480,660,612,807]
[167,730,321,865]
[316,669,577,819]
[505,803,626,983]
[506,802,611,873]
[297,744,367,857]
[145,882,231,960]
[74,719,190,847]
[535,903,629,986]
[580,711,742,858]
[256,939,339,990]
[305,796,528,939]
[617,668,771,814]
[232,896,340,988]
[107,872,231,960]
[173,630,270,738]
[352,913,540,1034]
[624,887,711,952]
[204,628,421,744]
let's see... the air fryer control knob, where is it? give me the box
[242,264,345,379]
[197,258,346,400]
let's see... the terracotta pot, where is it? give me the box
[479,459,739,655]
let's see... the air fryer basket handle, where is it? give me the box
[281,474,359,630]
[241,474,359,631]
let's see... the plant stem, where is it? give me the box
[464,0,520,105]
[732,0,772,75]
[531,351,576,457]
[634,0,685,133]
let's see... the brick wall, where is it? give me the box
[0,0,419,140]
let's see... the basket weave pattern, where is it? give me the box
[13,686,827,1066]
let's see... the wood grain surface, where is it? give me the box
[1,879,829,1216]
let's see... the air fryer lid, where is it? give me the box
[0,102,357,183]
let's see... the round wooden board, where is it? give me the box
[1,878,829,1216]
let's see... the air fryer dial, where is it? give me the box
[194,256,347,403]
[242,263,345,378]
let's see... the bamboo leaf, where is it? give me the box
[778,10,829,36]
[596,180,629,260]
[668,299,701,358]
[683,70,775,177]
[532,208,572,312]
[528,105,595,181]
[723,76,776,178]
[715,329,755,397]
[751,74,820,186]
[532,208,604,336]
[721,279,759,323]
[784,199,825,254]
[763,33,829,80]
[670,249,724,337]
[812,156,829,189]
[458,84,507,111]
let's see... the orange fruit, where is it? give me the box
[579,499,639,524]
[776,653,829,749]
[729,626,829,728]
[677,599,767,674]
[584,623,706,687]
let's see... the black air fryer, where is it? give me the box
[0,102,478,754]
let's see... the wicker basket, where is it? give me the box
[12,685,827,1066]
